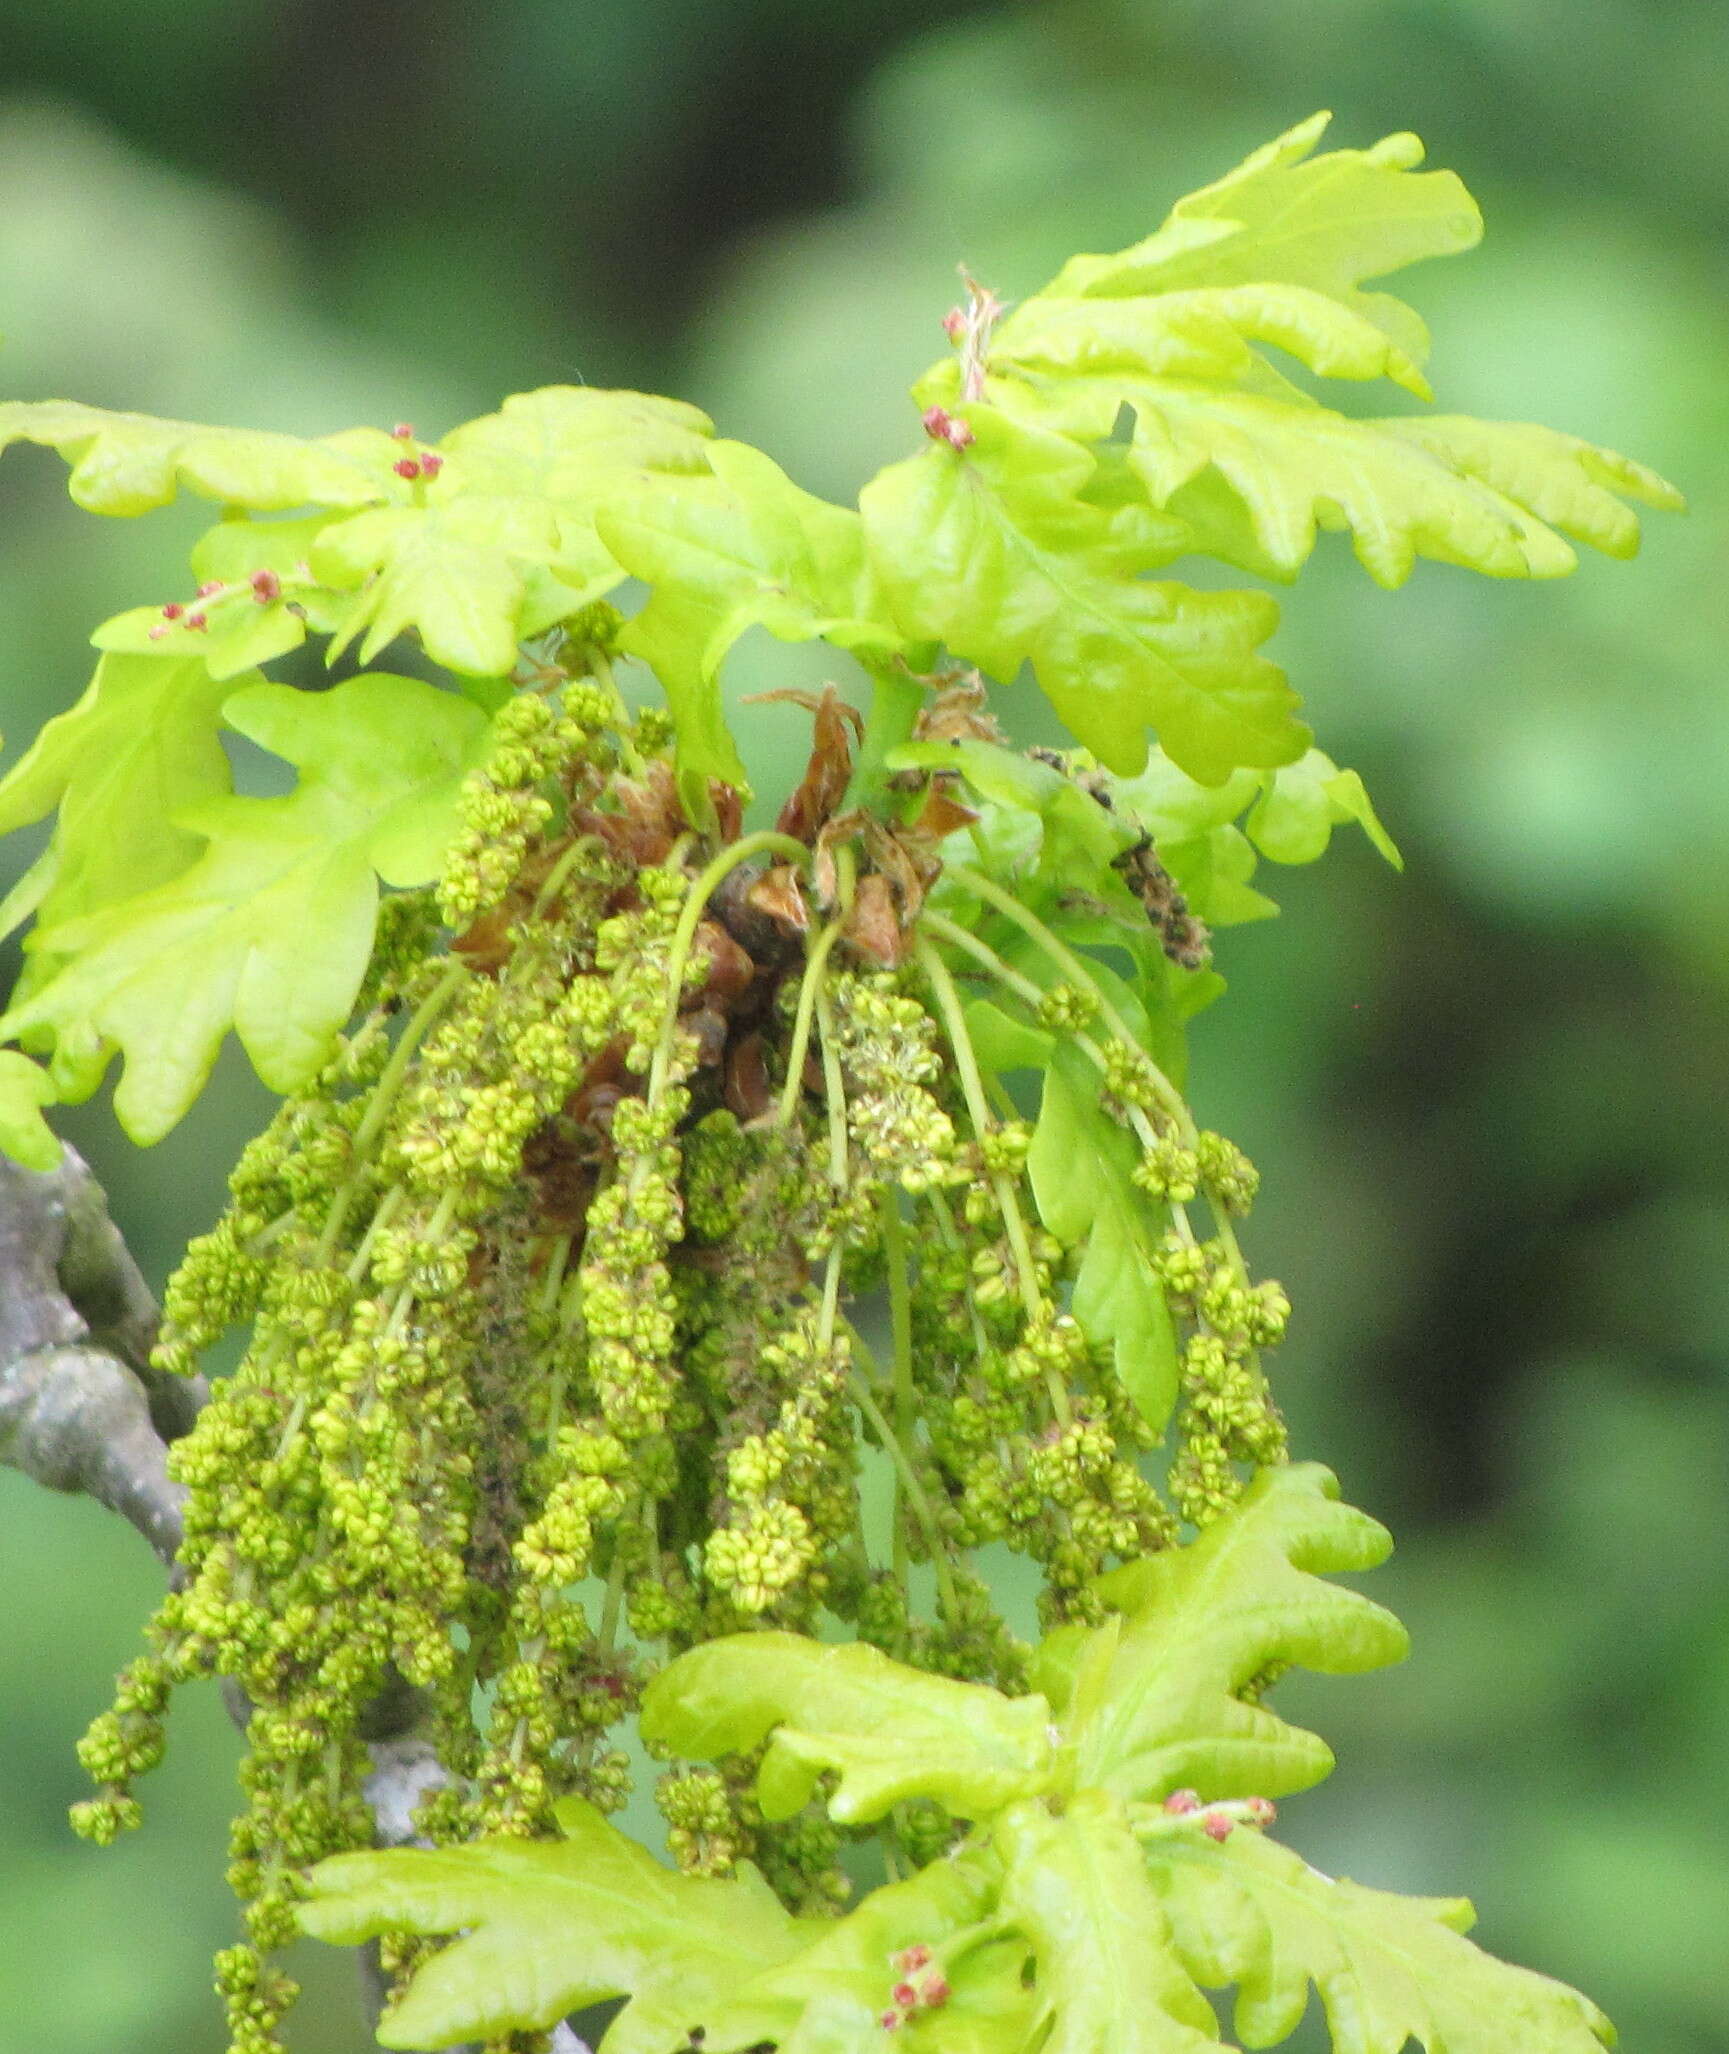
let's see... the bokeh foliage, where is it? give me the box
[0,3,1722,2050]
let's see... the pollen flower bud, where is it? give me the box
[921,405,974,451]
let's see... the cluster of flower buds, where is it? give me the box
[880,1944,952,2032]
[147,568,292,640]
[1161,1787,1277,1842]
[389,419,444,482]
[920,403,975,452]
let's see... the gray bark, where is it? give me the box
[0,1143,197,1564]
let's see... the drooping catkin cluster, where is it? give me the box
[71,679,1289,2052]
[1132,1117,1291,1522]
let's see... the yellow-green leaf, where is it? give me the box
[1044,112,1482,363]
[315,497,558,675]
[1246,749,1403,869]
[641,1631,1056,1824]
[0,400,402,515]
[299,1798,804,2053]
[1147,1828,1614,2054]
[1377,415,1684,556]
[986,281,1432,399]
[0,1051,59,1172]
[309,386,719,678]
[0,675,485,1143]
[698,1853,1032,2054]
[861,409,1300,784]
[0,652,243,945]
[907,117,1677,601]
[89,511,358,681]
[997,1791,1223,2054]
[439,384,713,564]
[1068,1464,1409,1803]
[597,439,903,819]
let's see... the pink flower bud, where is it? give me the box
[250,570,282,603]
[148,623,169,640]
[391,421,416,440]
[921,405,974,451]
[892,1946,932,1973]
[419,451,445,480]
[1202,1811,1233,1843]
[942,307,966,340]
[919,1973,951,2008]
[880,2011,902,2032]
[892,1983,917,2009]
[1244,1797,1276,1827]
[160,602,185,620]
[1163,1789,1201,1815]
[197,581,223,598]
[393,457,422,481]
[186,611,209,631]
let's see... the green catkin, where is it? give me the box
[76,693,1294,2054]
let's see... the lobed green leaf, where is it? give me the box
[1146,1828,1614,2054]
[1063,1463,1409,1804]
[299,1797,804,2052]
[699,1853,1034,2054]
[902,109,1678,674]
[0,1050,60,1171]
[975,357,1652,592]
[1039,111,1482,363]
[640,1631,1057,1824]
[862,409,1301,784]
[0,674,486,1143]
[1246,749,1402,869]
[1,388,723,687]
[996,1790,1222,2054]
[982,281,1432,401]
[1376,415,1684,555]
[0,400,403,515]
[0,651,244,968]
[309,387,717,678]
[597,440,905,819]
[440,384,713,512]
[93,596,312,681]
[89,509,355,680]
[314,496,560,676]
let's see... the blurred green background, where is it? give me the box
[0,1,1724,2048]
